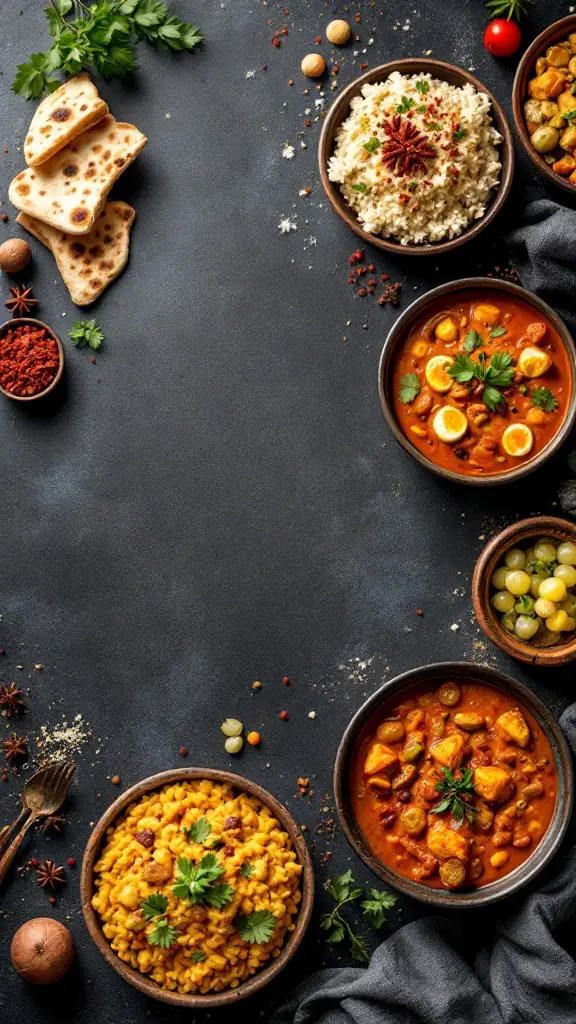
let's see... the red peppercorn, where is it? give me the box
[368,264,375,272]
[273,36,280,47]
[67,857,76,868]
[111,774,121,785]
[1,213,8,223]
[179,746,188,757]
[29,858,38,869]
[282,675,290,686]
[279,710,290,721]
[315,35,322,44]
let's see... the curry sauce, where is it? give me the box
[351,680,557,891]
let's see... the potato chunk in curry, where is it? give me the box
[429,732,465,769]
[364,742,399,777]
[427,820,469,862]
[494,709,530,748]
[473,766,514,804]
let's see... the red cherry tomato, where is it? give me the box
[483,18,522,58]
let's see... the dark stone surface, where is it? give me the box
[0,1,575,1021]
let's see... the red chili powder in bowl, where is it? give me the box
[0,323,60,397]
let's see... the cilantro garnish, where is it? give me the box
[351,182,368,193]
[531,386,558,412]
[240,862,254,878]
[398,372,421,404]
[426,121,441,131]
[141,893,169,920]
[236,910,277,944]
[68,318,104,350]
[182,816,212,845]
[448,350,515,411]
[563,109,576,122]
[360,888,398,929]
[320,870,397,962]
[416,80,430,95]
[430,766,477,826]
[172,854,235,908]
[363,136,381,153]
[529,557,557,576]
[190,950,206,963]
[463,330,483,353]
[148,918,179,949]
[453,127,468,141]
[396,96,416,113]
[490,326,507,338]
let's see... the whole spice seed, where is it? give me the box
[0,324,59,397]
[279,710,290,721]
[43,814,65,832]
[35,860,66,889]
[4,285,38,316]
[0,683,25,716]
[2,733,27,760]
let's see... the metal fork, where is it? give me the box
[0,761,76,889]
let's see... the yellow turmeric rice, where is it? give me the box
[91,779,303,994]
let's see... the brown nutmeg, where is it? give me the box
[0,238,31,274]
[10,918,74,985]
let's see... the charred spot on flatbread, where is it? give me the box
[63,164,78,177]
[16,183,30,195]
[70,242,86,257]
[89,244,104,257]
[52,108,72,122]
[70,207,89,225]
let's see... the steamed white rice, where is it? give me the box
[328,72,502,246]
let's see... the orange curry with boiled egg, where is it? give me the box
[351,679,557,891]
[391,290,572,477]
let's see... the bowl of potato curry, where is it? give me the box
[335,664,572,907]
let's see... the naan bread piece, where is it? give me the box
[17,202,135,306]
[9,115,146,235]
[24,73,109,167]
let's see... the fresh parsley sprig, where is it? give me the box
[463,329,483,354]
[531,386,558,412]
[141,893,168,920]
[181,816,212,845]
[398,372,421,405]
[320,870,397,963]
[140,892,179,948]
[448,350,515,411]
[13,0,203,99]
[68,318,104,350]
[396,96,416,113]
[430,766,477,826]
[363,137,381,154]
[240,862,254,878]
[172,854,235,908]
[236,910,277,944]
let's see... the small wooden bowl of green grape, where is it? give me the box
[472,516,576,666]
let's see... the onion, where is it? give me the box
[10,918,74,985]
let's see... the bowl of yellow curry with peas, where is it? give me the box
[81,768,313,1008]
[513,16,576,192]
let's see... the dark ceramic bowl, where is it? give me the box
[473,516,576,666]
[513,16,576,196]
[378,277,576,486]
[81,768,314,1008]
[318,59,514,256]
[0,317,63,402]
[334,662,573,908]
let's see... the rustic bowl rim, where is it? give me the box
[512,15,576,197]
[80,767,314,1008]
[318,58,515,256]
[378,276,576,486]
[472,515,576,666]
[333,661,573,909]
[0,317,64,402]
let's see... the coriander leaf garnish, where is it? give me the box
[416,104,429,113]
[426,121,441,131]
[531,386,558,412]
[236,910,277,944]
[564,109,576,122]
[482,386,506,412]
[363,137,381,153]
[490,326,507,338]
[360,888,398,929]
[68,319,104,350]
[190,950,206,962]
[453,128,468,141]
[448,350,514,409]
[141,893,169,920]
[485,351,515,387]
[396,96,416,113]
[182,816,212,845]
[529,557,557,576]
[172,854,235,907]
[240,862,254,878]
[351,182,368,193]
[416,80,430,95]
[463,330,483,353]
[430,766,477,826]
[398,372,421,404]
[148,918,179,949]
[448,353,477,383]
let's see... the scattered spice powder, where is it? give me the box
[0,323,59,397]
[37,714,90,764]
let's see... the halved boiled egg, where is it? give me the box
[432,406,468,443]
[501,423,534,458]
[517,346,552,378]
[425,355,453,394]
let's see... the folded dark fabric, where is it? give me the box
[274,704,576,1024]
[506,199,576,329]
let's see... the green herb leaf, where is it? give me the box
[448,353,476,383]
[485,0,531,19]
[426,121,441,131]
[190,950,206,962]
[349,932,370,962]
[416,104,428,113]
[141,893,169,920]
[482,385,506,412]
[515,594,535,615]
[172,854,230,905]
[396,96,416,113]
[12,54,53,100]
[148,918,179,948]
[531,386,558,412]
[484,350,515,387]
[68,319,104,350]
[320,915,345,943]
[351,182,368,193]
[236,910,277,944]
[182,816,212,845]
[463,330,483,353]
[529,557,557,576]
[563,109,576,122]
[240,862,254,878]
[490,326,507,338]
[453,128,468,141]
[360,888,398,929]
[416,80,430,95]
[430,766,477,824]
[363,136,381,153]
[327,870,360,903]
[398,372,421,404]
[202,882,236,908]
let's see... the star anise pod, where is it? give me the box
[2,733,27,761]
[381,116,436,177]
[36,860,66,890]
[0,682,25,717]
[43,814,66,833]
[4,285,39,316]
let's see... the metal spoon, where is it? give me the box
[0,761,76,889]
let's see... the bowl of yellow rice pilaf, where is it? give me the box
[81,768,314,1007]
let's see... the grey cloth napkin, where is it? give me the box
[274,703,576,1024]
[506,199,576,329]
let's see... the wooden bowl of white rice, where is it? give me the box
[319,59,514,255]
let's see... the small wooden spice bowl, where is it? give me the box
[334,662,573,908]
[318,59,514,256]
[0,317,64,402]
[512,16,576,197]
[472,516,576,666]
[81,767,314,1009]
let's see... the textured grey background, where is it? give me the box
[0,1,575,1021]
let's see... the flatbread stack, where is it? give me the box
[10,74,146,305]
